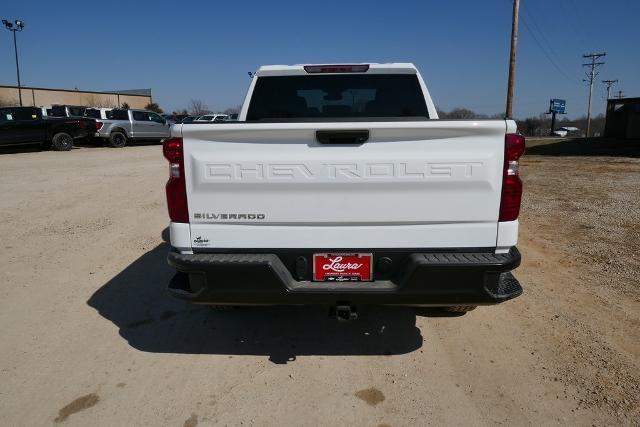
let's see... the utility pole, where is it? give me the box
[582,52,606,137]
[602,79,617,100]
[505,0,520,119]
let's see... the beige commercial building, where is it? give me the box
[0,85,152,109]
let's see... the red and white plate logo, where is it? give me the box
[313,253,373,282]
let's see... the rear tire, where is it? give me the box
[443,306,477,313]
[51,132,74,151]
[109,132,127,148]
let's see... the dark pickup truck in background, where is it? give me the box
[0,106,98,151]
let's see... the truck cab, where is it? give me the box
[44,105,87,118]
[84,107,112,120]
[0,107,46,144]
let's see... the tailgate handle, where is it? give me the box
[316,130,369,145]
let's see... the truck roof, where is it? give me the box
[255,63,418,77]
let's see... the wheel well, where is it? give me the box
[111,128,127,137]
[50,127,73,138]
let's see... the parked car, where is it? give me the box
[552,126,579,137]
[95,109,171,147]
[194,114,229,122]
[164,63,524,318]
[181,116,199,124]
[0,106,98,151]
[162,114,177,124]
[162,114,189,124]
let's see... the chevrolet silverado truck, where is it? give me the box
[95,109,171,147]
[0,106,98,151]
[164,63,524,318]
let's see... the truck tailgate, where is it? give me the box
[181,120,509,249]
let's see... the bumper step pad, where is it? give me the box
[486,272,523,300]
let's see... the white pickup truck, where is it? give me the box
[164,63,524,318]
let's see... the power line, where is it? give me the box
[521,3,563,65]
[520,19,579,84]
[567,0,592,44]
[505,0,579,85]
[582,52,606,137]
[557,0,589,47]
[503,0,583,119]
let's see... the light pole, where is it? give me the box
[2,19,25,106]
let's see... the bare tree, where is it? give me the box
[223,105,242,115]
[189,99,210,115]
[83,94,117,108]
[144,102,164,113]
[438,108,486,119]
[433,106,602,138]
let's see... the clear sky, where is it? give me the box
[0,0,638,118]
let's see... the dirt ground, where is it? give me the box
[0,139,638,426]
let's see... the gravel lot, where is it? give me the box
[0,139,638,426]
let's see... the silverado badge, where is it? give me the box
[193,236,209,246]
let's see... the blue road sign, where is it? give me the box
[550,99,566,114]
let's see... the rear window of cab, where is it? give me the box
[247,74,429,121]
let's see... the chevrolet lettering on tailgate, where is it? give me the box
[204,162,484,181]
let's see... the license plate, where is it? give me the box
[313,253,373,282]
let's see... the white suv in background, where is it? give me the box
[195,114,229,122]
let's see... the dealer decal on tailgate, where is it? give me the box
[313,253,373,282]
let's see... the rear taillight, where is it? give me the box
[303,64,369,73]
[163,137,189,223]
[95,121,103,130]
[499,133,525,222]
